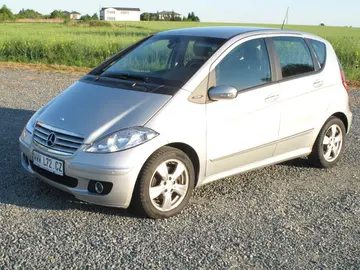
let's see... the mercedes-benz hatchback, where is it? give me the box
[20,27,352,218]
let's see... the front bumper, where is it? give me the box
[20,130,166,208]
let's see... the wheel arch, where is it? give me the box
[166,142,200,187]
[311,111,350,149]
[130,142,201,209]
[332,112,349,133]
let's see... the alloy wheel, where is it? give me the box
[149,159,189,212]
[322,124,343,162]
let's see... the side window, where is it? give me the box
[272,37,315,78]
[215,38,272,91]
[308,39,326,68]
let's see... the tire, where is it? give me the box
[309,116,346,168]
[131,146,195,219]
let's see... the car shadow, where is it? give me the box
[0,107,138,218]
[278,157,312,168]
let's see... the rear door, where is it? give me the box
[269,36,327,155]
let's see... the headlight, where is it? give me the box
[85,127,159,153]
[20,128,28,141]
[25,115,37,133]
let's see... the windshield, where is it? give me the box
[100,35,226,88]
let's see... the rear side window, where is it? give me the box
[308,39,326,68]
[272,37,315,78]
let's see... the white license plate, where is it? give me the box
[33,151,64,176]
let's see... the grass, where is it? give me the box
[0,21,359,80]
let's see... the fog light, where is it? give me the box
[94,182,104,194]
[22,153,29,166]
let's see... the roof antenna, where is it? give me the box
[281,7,289,30]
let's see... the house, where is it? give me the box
[100,7,141,21]
[62,11,70,17]
[158,11,182,20]
[70,12,81,20]
[62,11,81,20]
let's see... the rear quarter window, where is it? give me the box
[308,39,327,68]
[272,36,315,78]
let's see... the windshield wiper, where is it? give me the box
[102,73,149,83]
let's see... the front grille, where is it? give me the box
[30,161,78,188]
[33,122,84,155]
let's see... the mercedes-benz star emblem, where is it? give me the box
[46,133,57,147]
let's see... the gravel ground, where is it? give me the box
[0,68,359,269]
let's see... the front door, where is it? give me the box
[206,37,281,177]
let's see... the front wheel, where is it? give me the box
[309,117,346,168]
[132,146,195,219]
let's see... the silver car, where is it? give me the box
[20,27,353,218]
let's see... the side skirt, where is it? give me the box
[197,147,312,187]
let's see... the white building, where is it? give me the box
[100,7,141,21]
[70,12,81,20]
[158,11,182,21]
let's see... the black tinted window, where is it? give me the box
[215,38,271,91]
[308,39,326,68]
[273,37,315,78]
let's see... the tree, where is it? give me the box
[80,14,91,21]
[320,23,325,26]
[140,12,150,21]
[185,11,200,22]
[0,5,15,21]
[170,11,175,21]
[141,12,160,21]
[50,10,65,19]
[91,13,99,20]
[17,9,42,19]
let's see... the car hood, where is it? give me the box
[36,81,172,143]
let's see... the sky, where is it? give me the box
[2,0,360,27]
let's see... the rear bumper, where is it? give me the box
[19,130,166,208]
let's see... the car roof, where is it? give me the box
[156,26,301,39]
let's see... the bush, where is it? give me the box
[87,20,112,27]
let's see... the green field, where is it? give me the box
[0,21,359,80]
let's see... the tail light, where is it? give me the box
[338,58,348,92]
[340,69,348,92]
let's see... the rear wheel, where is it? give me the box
[309,117,346,168]
[132,146,195,219]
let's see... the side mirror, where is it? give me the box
[208,86,238,101]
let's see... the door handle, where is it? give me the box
[265,93,279,103]
[313,79,324,88]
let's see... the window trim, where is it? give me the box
[209,36,274,94]
[306,38,327,72]
[268,36,324,83]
